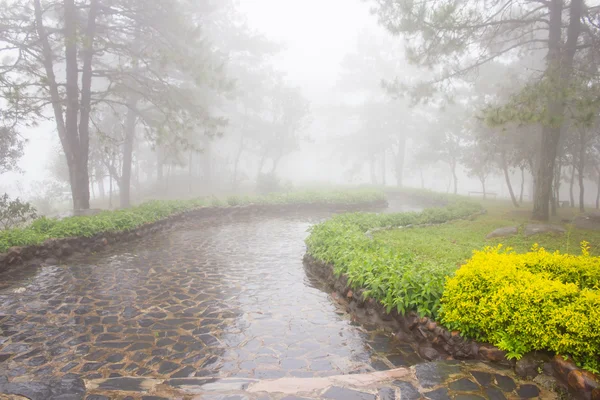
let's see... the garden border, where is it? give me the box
[304,229,600,400]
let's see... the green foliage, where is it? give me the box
[0,189,383,253]
[305,200,483,318]
[0,194,37,230]
[440,245,600,373]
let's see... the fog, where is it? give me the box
[1,0,600,220]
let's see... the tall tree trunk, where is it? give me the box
[64,0,86,210]
[532,0,583,221]
[519,166,525,204]
[596,168,600,209]
[578,130,586,212]
[395,137,406,187]
[570,166,576,207]
[578,166,585,212]
[420,169,425,189]
[120,101,138,208]
[75,0,98,210]
[502,153,519,207]
[554,158,562,208]
[119,23,140,208]
[480,177,486,200]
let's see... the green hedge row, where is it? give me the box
[0,189,385,253]
[305,201,483,318]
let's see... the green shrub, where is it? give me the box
[305,200,483,318]
[440,245,600,373]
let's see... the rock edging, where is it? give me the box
[0,199,387,274]
[303,254,600,400]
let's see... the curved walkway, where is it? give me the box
[0,206,554,399]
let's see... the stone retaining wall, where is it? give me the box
[303,255,600,400]
[0,200,387,274]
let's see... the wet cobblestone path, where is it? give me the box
[0,209,554,399]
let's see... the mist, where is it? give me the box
[1,0,599,220]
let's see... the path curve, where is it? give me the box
[0,205,555,399]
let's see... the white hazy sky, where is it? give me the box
[238,0,380,96]
[5,0,381,196]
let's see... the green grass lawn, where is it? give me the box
[376,199,600,266]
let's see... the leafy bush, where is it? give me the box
[440,244,600,373]
[0,189,384,253]
[0,194,37,230]
[305,200,483,318]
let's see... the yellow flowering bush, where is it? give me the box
[440,244,600,373]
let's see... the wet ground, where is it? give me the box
[0,204,553,399]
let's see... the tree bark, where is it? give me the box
[578,130,586,212]
[596,167,600,209]
[554,158,562,210]
[570,166,576,207]
[451,160,458,195]
[502,153,519,207]
[532,0,583,221]
[480,177,486,200]
[578,165,585,212]
[120,100,138,208]
[519,166,525,204]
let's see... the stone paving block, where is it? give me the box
[416,362,462,388]
[96,377,155,392]
[484,387,507,400]
[391,380,420,400]
[323,386,376,400]
[448,378,480,391]
[516,384,541,398]
[424,387,451,400]
[377,387,396,400]
[470,371,493,387]
[494,374,517,392]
